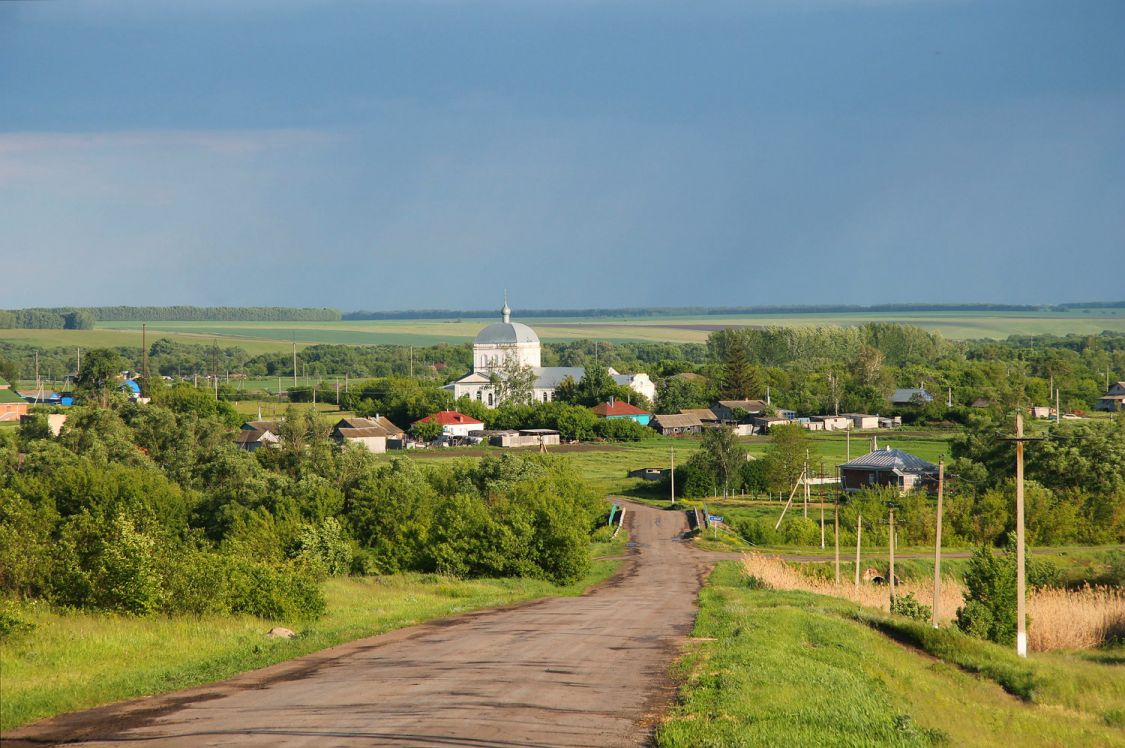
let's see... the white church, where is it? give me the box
[446,298,656,408]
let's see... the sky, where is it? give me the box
[1,0,1123,311]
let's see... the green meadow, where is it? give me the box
[656,562,1125,747]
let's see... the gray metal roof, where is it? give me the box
[475,321,540,345]
[531,366,586,389]
[840,447,937,474]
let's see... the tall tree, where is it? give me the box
[719,332,762,400]
[489,356,536,406]
[702,425,744,500]
[74,349,128,408]
[762,423,809,495]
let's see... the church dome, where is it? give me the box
[474,294,539,346]
[475,321,539,345]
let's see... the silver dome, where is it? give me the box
[475,321,540,345]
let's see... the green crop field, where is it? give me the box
[2,307,1117,355]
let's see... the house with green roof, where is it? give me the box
[0,377,29,422]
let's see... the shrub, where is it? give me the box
[891,592,932,622]
[291,518,353,578]
[956,544,1017,645]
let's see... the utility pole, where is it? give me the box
[76,347,81,377]
[803,449,810,518]
[932,457,944,628]
[819,461,825,549]
[670,446,676,507]
[142,323,148,391]
[846,424,851,462]
[1001,411,1041,658]
[1055,388,1060,424]
[292,340,298,389]
[854,513,862,588]
[834,489,840,585]
[409,346,414,378]
[888,505,897,607]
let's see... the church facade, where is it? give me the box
[446,300,656,408]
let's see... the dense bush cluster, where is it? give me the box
[0,390,606,621]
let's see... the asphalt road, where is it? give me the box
[4,502,713,748]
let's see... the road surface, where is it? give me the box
[4,502,713,748]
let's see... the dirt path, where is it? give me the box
[3,503,712,748]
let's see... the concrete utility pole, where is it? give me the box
[670,446,676,507]
[803,449,810,518]
[76,347,81,376]
[888,506,897,607]
[854,513,862,588]
[142,325,149,392]
[1001,412,1041,657]
[292,341,298,388]
[932,457,945,628]
[834,492,841,585]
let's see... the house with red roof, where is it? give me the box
[591,398,652,426]
[413,410,484,439]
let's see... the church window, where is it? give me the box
[488,392,494,406]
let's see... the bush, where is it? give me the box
[956,543,1017,645]
[594,418,651,442]
[891,592,932,622]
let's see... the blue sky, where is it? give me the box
[2,0,1123,311]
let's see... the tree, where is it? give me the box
[412,418,444,442]
[761,423,809,495]
[489,356,536,406]
[74,349,127,408]
[702,425,744,499]
[718,332,763,400]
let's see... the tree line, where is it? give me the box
[0,306,341,328]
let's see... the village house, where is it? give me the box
[1029,405,1056,419]
[331,416,404,454]
[750,415,790,434]
[0,377,28,422]
[446,297,656,406]
[711,399,768,422]
[591,398,652,425]
[839,446,939,494]
[1095,382,1125,412]
[413,410,484,439]
[235,427,280,451]
[650,412,704,436]
[680,407,718,423]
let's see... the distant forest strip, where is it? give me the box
[0,307,342,328]
[344,301,1125,320]
[1,303,1121,329]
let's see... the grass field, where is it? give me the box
[656,562,1125,747]
[0,538,626,732]
[4,308,1121,355]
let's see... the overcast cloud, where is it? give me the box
[1,0,1122,310]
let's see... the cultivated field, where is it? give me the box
[3,307,1119,354]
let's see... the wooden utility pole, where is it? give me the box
[854,513,863,588]
[888,506,897,607]
[932,457,945,628]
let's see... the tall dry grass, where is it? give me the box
[740,553,1125,652]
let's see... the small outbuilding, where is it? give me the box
[414,410,484,439]
[0,377,28,422]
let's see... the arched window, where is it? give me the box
[476,391,482,401]
[488,392,494,406]
[542,392,549,403]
